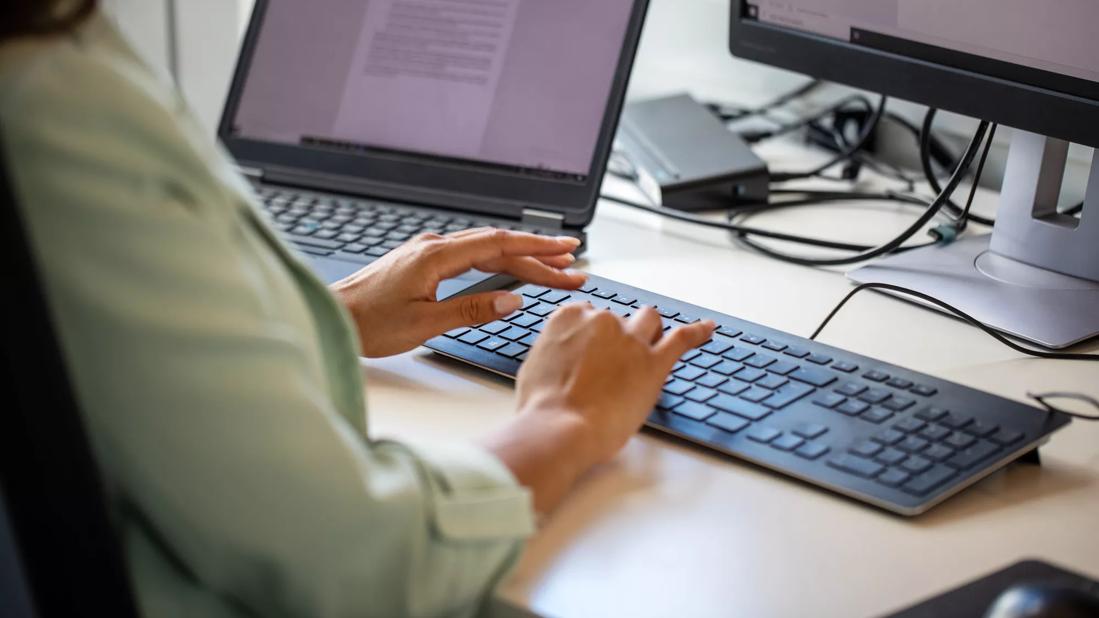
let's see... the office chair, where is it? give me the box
[0,131,140,617]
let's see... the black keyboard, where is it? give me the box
[255,186,568,264]
[425,274,1072,515]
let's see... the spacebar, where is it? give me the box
[286,234,343,250]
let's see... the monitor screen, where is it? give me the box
[745,1,1099,95]
[229,0,636,180]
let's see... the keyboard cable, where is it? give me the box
[810,281,1099,421]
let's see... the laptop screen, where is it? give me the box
[228,0,637,181]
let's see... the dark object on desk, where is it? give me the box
[883,560,1099,618]
[219,0,651,295]
[616,93,770,211]
[0,132,139,615]
[425,274,1071,516]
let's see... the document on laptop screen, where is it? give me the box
[232,0,636,177]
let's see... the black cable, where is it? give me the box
[810,282,1099,362]
[952,124,998,232]
[732,121,990,267]
[707,78,823,122]
[920,108,997,227]
[770,95,888,182]
[740,94,873,143]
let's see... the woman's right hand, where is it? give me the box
[481,303,715,514]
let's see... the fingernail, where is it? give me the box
[556,236,582,246]
[494,293,523,315]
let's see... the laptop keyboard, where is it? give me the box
[255,186,565,264]
[425,274,1071,516]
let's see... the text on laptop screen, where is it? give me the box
[230,0,636,179]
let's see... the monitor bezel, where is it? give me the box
[218,0,650,228]
[728,1,1099,149]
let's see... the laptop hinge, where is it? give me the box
[521,208,565,229]
[237,166,264,181]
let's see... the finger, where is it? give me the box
[434,229,582,280]
[475,256,588,290]
[625,307,663,344]
[654,320,717,369]
[426,291,525,334]
[534,254,577,269]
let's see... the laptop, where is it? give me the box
[218,0,649,298]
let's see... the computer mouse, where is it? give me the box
[985,583,1099,618]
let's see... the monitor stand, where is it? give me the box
[849,130,1099,350]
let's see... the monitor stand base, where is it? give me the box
[848,235,1099,350]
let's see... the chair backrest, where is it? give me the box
[0,128,139,617]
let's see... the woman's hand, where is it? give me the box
[331,228,585,358]
[482,304,715,514]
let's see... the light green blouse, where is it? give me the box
[0,13,533,618]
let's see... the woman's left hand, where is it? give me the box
[331,228,586,358]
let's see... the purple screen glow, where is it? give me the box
[232,0,636,177]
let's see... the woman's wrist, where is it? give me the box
[481,400,597,515]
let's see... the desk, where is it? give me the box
[364,141,1099,618]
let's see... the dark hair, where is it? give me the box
[0,0,98,42]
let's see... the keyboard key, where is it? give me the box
[477,338,509,352]
[717,379,751,397]
[796,442,830,460]
[656,307,679,319]
[989,429,1024,446]
[875,448,908,466]
[707,413,750,434]
[527,303,556,317]
[851,440,883,457]
[910,384,939,397]
[739,387,773,403]
[900,456,933,475]
[743,354,776,369]
[872,429,906,445]
[657,393,684,411]
[766,360,800,376]
[919,425,951,441]
[675,314,700,324]
[480,321,511,335]
[579,283,597,293]
[763,382,814,409]
[858,388,891,404]
[812,393,846,409]
[541,291,571,304]
[689,353,723,369]
[674,366,707,381]
[883,396,916,412]
[895,417,927,433]
[672,401,716,422]
[711,361,744,376]
[832,361,859,373]
[898,436,930,453]
[734,367,767,383]
[836,400,870,416]
[756,374,789,390]
[458,330,489,345]
[877,468,911,487]
[664,380,695,396]
[717,327,742,339]
[835,382,867,397]
[861,408,894,424]
[611,296,635,305]
[287,234,343,250]
[916,407,950,422]
[702,339,735,355]
[829,454,884,478]
[519,332,539,347]
[940,413,973,430]
[681,349,702,362]
[762,341,788,352]
[789,367,836,388]
[740,334,766,345]
[710,394,772,421]
[946,441,1000,469]
[497,343,528,358]
[747,426,782,443]
[783,347,810,359]
[863,370,890,382]
[723,347,755,362]
[444,327,470,339]
[685,387,718,403]
[964,421,1000,438]
[771,434,805,452]
[522,286,549,298]
[500,326,530,341]
[885,378,913,390]
[793,423,829,439]
[901,465,956,496]
[944,432,977,450]
[696,373,727,389]
[923,443,955,462]
[806,353,832,365]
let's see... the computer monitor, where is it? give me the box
[728,1,1099,349]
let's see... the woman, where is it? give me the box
[1,2,714,616]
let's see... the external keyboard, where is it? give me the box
[425,274,1072,515]
[255,186,566,264]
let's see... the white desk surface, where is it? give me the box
[363,142,1099,618]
